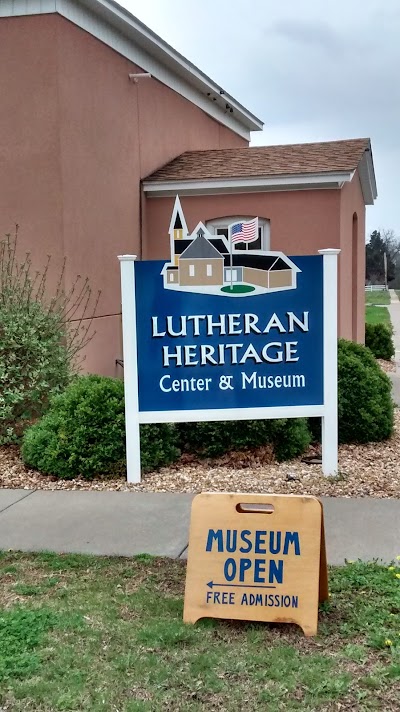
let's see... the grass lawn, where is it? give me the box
[365,305,391,326]
[0,553,399,711]
[365,290,392,326]
[365,291,390,306]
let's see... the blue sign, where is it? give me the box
[134,254,323,413]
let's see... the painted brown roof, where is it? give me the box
[146,138,371,182]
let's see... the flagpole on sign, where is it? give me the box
[229,224,233,291]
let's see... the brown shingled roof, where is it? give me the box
[146,138,371,183]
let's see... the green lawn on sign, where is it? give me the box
[365,291,391,326]
[221,284,255,294]
[0,552,399,711]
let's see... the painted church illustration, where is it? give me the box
[161,196,301,297]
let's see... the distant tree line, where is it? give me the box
[366,229,400,288]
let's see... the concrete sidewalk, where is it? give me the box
[0,489,399,565]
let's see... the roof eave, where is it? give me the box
[143,171,355,197]
[357,146,377,205]
[85,0,264,130]
[0,0,262,136]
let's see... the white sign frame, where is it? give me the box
[118,249,340,483]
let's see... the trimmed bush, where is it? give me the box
[271,419,312,462]
[177,417,310,462]
[310,339,394,444]
[21,375,179,479]
[140,423,180,472]
[337,339,393,443]
[22,340,393,479]
[365,322,394,361]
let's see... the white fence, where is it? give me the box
[365,284,388,292]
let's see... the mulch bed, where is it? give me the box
[1,411,399,498]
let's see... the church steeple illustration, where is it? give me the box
[174,211,183,236]
[169,195,188,266]
[162,195,299,296]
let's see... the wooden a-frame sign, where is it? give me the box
[183,493,328,636]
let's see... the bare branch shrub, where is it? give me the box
[0,228,100,442]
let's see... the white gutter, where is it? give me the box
[143,171,354,197]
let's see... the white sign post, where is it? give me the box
[118,255,141,483]
[119,249,340,483]
[319,249,340,476]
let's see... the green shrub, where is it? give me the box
[140,423,180,472]
[0,300,71,443]
[0,233,98,444]
[309,339,394,444]
[337,339,393,443]
[176,417,310,462]
[271,419,312,461]
[21,376,180,479]
[365,322,394,360]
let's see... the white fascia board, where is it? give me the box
[0,0,57,13]
[143,171,354,197]
[85,0,263,129]
[0,0,262,139]
[357,150,377,205]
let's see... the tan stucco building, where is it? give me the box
[0,0,377,376]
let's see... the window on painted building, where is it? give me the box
[206,218,270,251]
[189,264,195,277]
[206,264,213,276]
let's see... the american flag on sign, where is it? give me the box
[230,218,259,244]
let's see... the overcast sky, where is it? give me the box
[123,0,399,238]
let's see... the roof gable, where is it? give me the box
[229,252,301,272]
[180,233,223,260]
[0,0,263,140]
[230,254,296,271]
